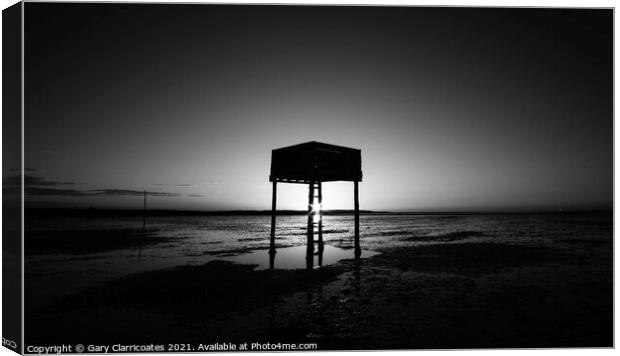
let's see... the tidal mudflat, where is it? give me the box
[25,211,612,349]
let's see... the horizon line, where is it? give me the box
[24,207,613,215]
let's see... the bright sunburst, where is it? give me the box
[310,203,321,213]
[310,203,322,223]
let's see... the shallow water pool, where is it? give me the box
[224,244,379,270]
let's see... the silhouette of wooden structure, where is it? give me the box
[269,141,362,269]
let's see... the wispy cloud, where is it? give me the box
[26,187,91,196]
[24,186,181,198]
[12,174,182,198]
[153,183,194,187]
[187,194,206,198]
[152,181,218,187]
[93,189,181,197]
[5,175,77,187]
[25,175,77,186]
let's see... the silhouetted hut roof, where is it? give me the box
[270,141,362,183]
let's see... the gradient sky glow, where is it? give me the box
[23,4,612,211]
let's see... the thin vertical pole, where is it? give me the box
[318,181,324,264]
[354,181,360,258]
[306,182,315,269]
[319,182,323,251]
[142,190,147,231]
[269,181,277,269]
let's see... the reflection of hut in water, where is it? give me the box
[269,141,362,269]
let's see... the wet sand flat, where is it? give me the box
[25,236,612,349]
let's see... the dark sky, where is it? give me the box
[23,4,612,211]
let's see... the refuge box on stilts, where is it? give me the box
[268,141,363,269]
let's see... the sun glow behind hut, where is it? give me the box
[269,141,362,269]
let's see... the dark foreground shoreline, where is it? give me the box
[25,238,612,349]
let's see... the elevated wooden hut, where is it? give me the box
[269,141,362,269]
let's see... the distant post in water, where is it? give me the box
[269,141,363,269]
[142,190,147,231]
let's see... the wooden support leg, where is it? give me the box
[317,182,324,266]
[306,182,315,269]
[354,180,361,258]
[318,181,324,250]
[269,181,277,269]
[269,251,275,270]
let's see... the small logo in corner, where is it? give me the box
[2,338,17,349]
